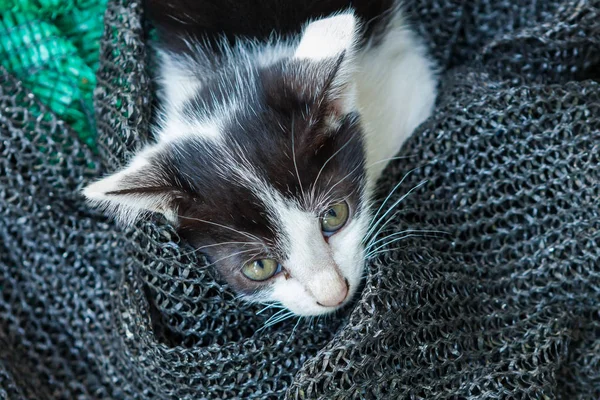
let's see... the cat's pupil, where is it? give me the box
[328,209,337,217]
[256,260,264,269]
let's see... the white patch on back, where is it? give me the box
[354,11,437,187]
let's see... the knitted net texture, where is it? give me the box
[1,0,599,398]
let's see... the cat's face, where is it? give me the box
[172,103,368,315]
[83,14,371,315]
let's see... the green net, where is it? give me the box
[0,0,107,152]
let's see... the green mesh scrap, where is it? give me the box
[0,0,107,151]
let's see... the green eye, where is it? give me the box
[321,201,349,235]
[242,258,281,281]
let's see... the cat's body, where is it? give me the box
[84,0,436,316]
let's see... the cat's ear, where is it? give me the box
[292,12,360,116]
[82,147,183,226]
[294,12,359,62]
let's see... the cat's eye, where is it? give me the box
[242,258,281,281]
[321,201,349,235]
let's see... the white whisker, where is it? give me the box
[176,240,263,259]
[365,229,448,251]
[287,316,304,344]
[365,166,422,234]
[365,233,440,258]
[178,215,262,242]
[257,303,284,315]
[365,155,417,169]
[204,248,260,268]
[310,136,356,205]
[240,251,262,267]
[364,179,428,242]
[258,310,296,331]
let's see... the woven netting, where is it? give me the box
[1,0,600,398]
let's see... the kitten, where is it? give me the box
[83,0,436,316]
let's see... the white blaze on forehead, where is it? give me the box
[326,212,368,302]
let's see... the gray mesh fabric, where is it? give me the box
[1,0,599,398]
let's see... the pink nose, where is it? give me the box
[316,278,349,307]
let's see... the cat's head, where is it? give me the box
[83,13,371,316]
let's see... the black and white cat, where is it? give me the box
[83,0,436,316]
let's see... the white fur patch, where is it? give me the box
[294,13,358,61]
[156,51,231,143]
[278,208,347,303]
[158,52,203,114]
[355,12,437,187]
[326,210,369,302]
[263,209,368,316]
[255,42,294,67]
[157,113,225,143]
